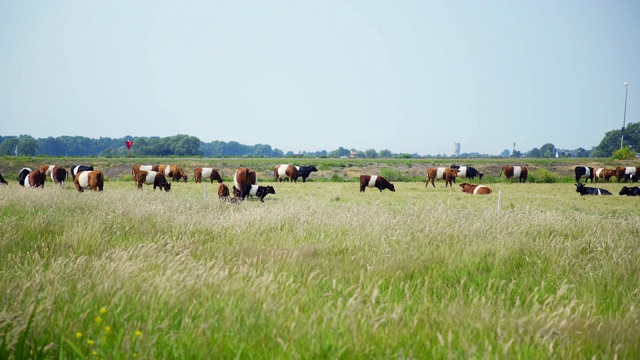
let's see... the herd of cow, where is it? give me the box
[2,162,640,199]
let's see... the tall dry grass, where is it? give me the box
[1,179,639,358]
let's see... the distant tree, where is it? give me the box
[0,137,19,155]
[379,149,392,158]
[511,150,522,158]
[543,149,553,158]
[575,147,590,157]
[328,147,350,158]
[18,136,39,156]
[500,149,510,157]
[527,148,540,157]
[539,143,555,157]
[593,122,640,157]
[364,149,377,158]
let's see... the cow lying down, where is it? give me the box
[619,186,640,196]
[240,184,276,202]
[575,183,612,196]
[459,183,492,195]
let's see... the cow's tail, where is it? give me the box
[498,170,503,177]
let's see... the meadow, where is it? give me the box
[1,157,640,359]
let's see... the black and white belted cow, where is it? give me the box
[451,165,483,183]
[574,166,594,183]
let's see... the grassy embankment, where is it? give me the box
[1,157,639,358]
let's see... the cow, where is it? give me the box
[194,167,223,184]
[132,165,159,178]
[359,175,395,192]
[574,166,594,183]
[459,183,492,195]
[233,168,258,197]
[74,171,104,192]
[619,186,640,196]
[615,166,639,183]
[0,172,7,185]
[426,167,458,188]
[41,165,68,186]
[158,165,188,182]
[25,170,45,188]
[274,164,299,183]
[218,183,230,199]
[18,168,32,186]
[135,170,171,191]
[451,165,484,182]
[71,165,94,180]
[499,165,528,183]
[594,168,617,183]
[240,184,275,202]
[575,183,612,196]
[296,165,318,183]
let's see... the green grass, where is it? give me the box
[1,162,640,358]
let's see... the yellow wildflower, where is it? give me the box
[135,330,143,337]
[94,316,103,324]
[75,332,83,339]
[100,307,107,314]
[104,325,112,334]
[87,339,95,346]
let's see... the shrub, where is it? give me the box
[528,169,561,183]
[612,146,636,160]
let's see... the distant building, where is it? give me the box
[454,143,460,157]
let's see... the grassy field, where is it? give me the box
[1,158,640,358]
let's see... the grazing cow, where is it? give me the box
[158,165,188,182]
[359,175,395,192]
[18,168,32,186]
[41,165,68,186]
[240,184,275,202]
[135,170,171,191]
[74,171,104,192]
[619,186,640,196]
[451,165,484,182]
[594,168,616,183]
[194,167,223,184]
[233,168,258,197]
[426,167,458,188]
[0,172,7,185]
[296,165,318,183]
[274,164,300,182]
[499,165,528,183]
[25,170,46,188]
[71,165,94,180]
[218,183,230,199]
[575,183,612,196]
[132,165,159,178]
[574,166,594,183]
[615,166,639,183]
[459,183,492,195]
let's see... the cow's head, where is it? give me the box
[478,173,484,179]
[164,182,172,192]
[575,183,585,193]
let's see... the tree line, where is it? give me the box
[0,122,637,158]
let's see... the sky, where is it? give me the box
[1,1,639,156]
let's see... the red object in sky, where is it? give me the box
[125,140,133,149]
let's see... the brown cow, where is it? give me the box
[135,170,171,191]
[499,165,528,183]
[459,183,492,195]
[194,167,223,183]
[74,171,104,192]
[218,183,230,199]
[233,168,258,198]
[274,164,300,182]
[615,166,639,183]
[158,164,188,182]
[359,175,395,192]
[40,165,68,186]
[594,167,616,183]
[426,167,458,188]
[25,170,46,188]
[132,165,159,179]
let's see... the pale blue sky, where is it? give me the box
[1,1,638,155]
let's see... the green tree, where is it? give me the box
[612,146,636,160]
[379,149,392,158]
[539,143,555,157]
[528,148,540,157]
[0,137,19,155]
[18,136,39,156]
[543,149,553,158]
[364,149,377,158]
[575,147,590,157]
